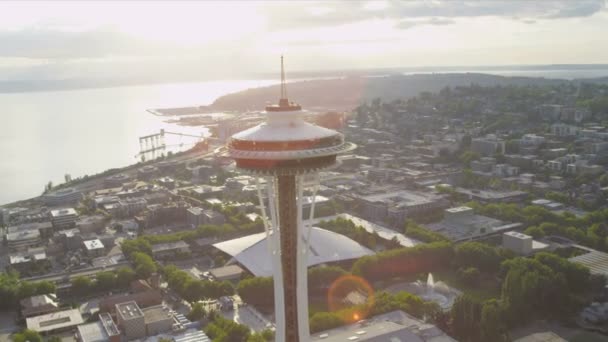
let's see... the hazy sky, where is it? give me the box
[1,0,607,81]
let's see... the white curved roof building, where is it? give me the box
[213,227,374,277]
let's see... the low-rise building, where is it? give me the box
[50,208,78,229]
[104,173,131,187]
[209,265,244,281]
[83,239,105,257]
[26,308,84,335]
[116,301,146,340]
[42,188,82,206]
[142,305,174,336]
[310,310,455,342]
[76,215,107,234]
[151,241,191,259]
[157,176,176,189]
[5,228,42,251]
[471,134,505,156]
[355,189,448,226]
[57,228,83,251]
[503,231,533,255]
[453,188,528,203]
[20,294,60,318]
[9,247,49,274]
[76,312,121,342]
[138,165,159,180]
[428,206,522,242]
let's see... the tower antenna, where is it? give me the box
[280,55,288,102]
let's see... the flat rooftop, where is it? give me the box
[209,264,244,279]
[310,310,455,342]
[50,208,77,217]
[77,321,112,342]
[359,190,441,207]
[6,229,40,241]
[428,214,522,242]
[116,301,144,320]
[83,239,105,250]
[151,240,189,252]
[142,305,172,324]
[26,308,83,333]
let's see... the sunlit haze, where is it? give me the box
[1,1,607,81]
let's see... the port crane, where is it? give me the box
[137,129,206,161]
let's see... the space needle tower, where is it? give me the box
[223,57,355,341]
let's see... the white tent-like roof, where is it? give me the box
[213,227,374,277]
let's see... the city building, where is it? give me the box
[142,305,174,336]
[115,301,146,340]
[76,215,107,234]
[5,228,42,251]
[104,173,131,187]
[220,57,356,342]
[503,231,533,255]
[208,264,244,281]
[453,188,528,203]
[76,312,121,342]
[427,206,522,242]
[151,241,191,259]
[57,228,83,251]
[201,209,226,226]
[187,207,205,227]
[50,208,78,229]
[310,310,455,342]
[98,283,162,314]
[42,187,82,206]
[114,197,148,218]
[355,189,448,226]
[26,308,84,335]
[83,239,105,257]
[520,134,545,147]
[20,294,60,318]
[157,176,176,189]
[9,247,49,274]
[471,134,505,156]
[137,165,159,180]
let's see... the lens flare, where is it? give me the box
[327,274,375,323]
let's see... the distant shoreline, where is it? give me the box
[2,64,608,94]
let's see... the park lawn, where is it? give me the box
[432,269,502,302]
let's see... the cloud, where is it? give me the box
[264,1,606,30]
[0,29,166,59]
[395,17,456,30]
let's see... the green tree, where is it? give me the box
[12,329,43,342]
[450,295,482,342]
[187,302,206,321]
[480,299,509,342]
[309,312,344,333]
[33,281,56,295]
[455,242,501,273]
[237,277,274,309]
[133,252,157,279]
[205,315,251,342]
[71,276,93,296]
[116,267,136,288]
[95,271,117,292]
[308,266,347,295]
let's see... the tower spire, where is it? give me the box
[268,55,301,111]
[281,55,287,101]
